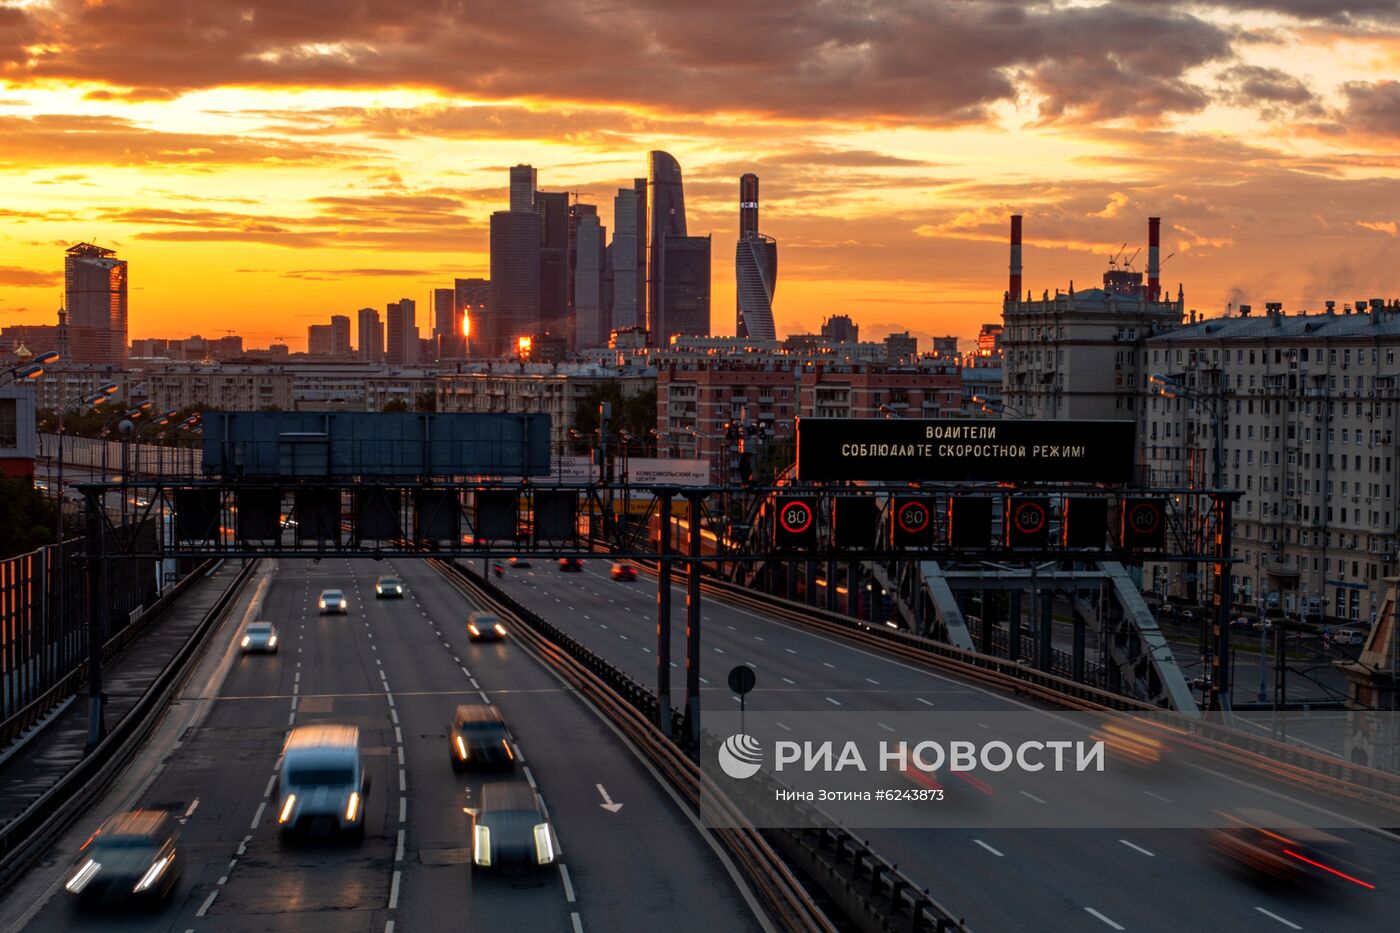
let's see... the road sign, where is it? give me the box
[948,496,993,549]
[890,496,935,548]
[772,497,817,548]
[1063,497,1109,549]
[1006,496,1050,549]
[727,665,756,695]
[1121,498,1167,549]
[795,418,1135,483]
[832,497,880,550]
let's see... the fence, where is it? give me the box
[36,433,202,479]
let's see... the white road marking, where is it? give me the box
[559,863,576,902]
[236,835,251,856]
[1119,839,1155,857]
[524,767,537,788]
[389,708,399,725]
[184,798,200,818]
[470,678,480,689]
[1085,908,1125,930]
[699,677,709,685]
[397,746,405,766]
[386,922,395,933]
[822,662,836,669]
[1020,791,1047,804]
[785,648,797,655]
[394,726,403,743]
[479,690,490,703]
[865,678,880,685]
[713,647,725,654]
[781,677,796,685]
[399,769,406,792]
[776,722,792,731]
[399,797,407,822]
[263,774,276,797]
[395,829,405,862]
[388,870,401,909]
[196,891,218,917]
[974,839,1004,857]
[1144,790,1173,803]
[571,913,584,933]
[917,698,935,706]
[825,697,842,706]
[1254,907,1302,930]
[877,722,895,732]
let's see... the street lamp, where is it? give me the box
[1,350,59,385]
[134,409,180,480]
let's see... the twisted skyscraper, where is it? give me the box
[734,173,777,340]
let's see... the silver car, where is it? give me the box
[241,621,279,654]
[277,725,368,841]
[318,589,348,614]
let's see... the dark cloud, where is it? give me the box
[5,1,1229,126]
[1217,64,1325,118]
[1335,80,1400,137]
[1121,1,1400,24]
[0,266,62,288]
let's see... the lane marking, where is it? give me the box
[785,648,797,655]
[865,678,880,685]
[1085,908,1125,931]
[1119,839,1155,857]
[183,798,200,819]
[196,891,218,917]
[1144,790,1173,804]
[825,697,842,706]
[781,677,796,685]
[524,767,537,789]
[397,746,405,766]
[389,708,399,725]
[1020,791,1047,804]
[394,726,403,744]
[388,869,401,909]
[1254,907,1302,930]
[877,722,895,732]
[263,774,276,797]
[399,797,407,822]
[479,690,490,703]
[974,839,1004,857]
[399,769,406,792]
[571,913,584,933]
[236,835,250,856]
[559,863,576,902]
[395,829,405,862]
[916,698,935,706]
[775,722,792,732]
[822,662,836,669]
[250,802,267,829]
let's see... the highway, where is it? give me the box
[2,557,764,932]
[497,558,1400,933]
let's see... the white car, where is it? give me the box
[318,590,348,614]
[241,621,279,653]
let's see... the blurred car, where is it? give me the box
[1335,628,1367,647]
[34,478,49,492]
[240,621,279,654]
[276,725,368,842]
[609,562,636,581]
[508,556,531,568]
[1229,617,1252,630]
[1253,619,1273,631]
[449,704,515,771]
[1091,719,1166,768]
[470,780,557,871]
[374,576,405,599]
[468,611,507,642]
[318,589,348,614]
[558,557,583,572]
[66,809,180,906]
[1208,808,1373,890]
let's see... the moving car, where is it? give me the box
[449,704,515,771]
[240,621,279,654]
[470,780,557,871]
[1335,628,1366,646]
[558,557,583,572]
[508,556,531,568]
[374,576,406,598]
[467,611,507,642]
[1208,808,1374,890]
[318,589,348,614]
[610,562,637,581]
[65,810,180,906]
[276,725,369,841]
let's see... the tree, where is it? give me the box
[573,382,656,452]
[0,478,58,559]
[414,390,437,412]
[382,399,410,412]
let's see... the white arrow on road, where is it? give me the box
[596,784,623,813]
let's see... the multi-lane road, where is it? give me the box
[495,558,1398,933]
[2,558,764,932]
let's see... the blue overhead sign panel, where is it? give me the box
[202,412,552,478]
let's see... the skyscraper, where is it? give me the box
[454,277,489,357]
[330,314,352,355]
[489,210,542,356]
[386,298,417,365]
[307,324,335,356]
[573,212,606,348]
[509,164,537,212]
[661,235,711,341]
[735,173,777,341]
[65,242,128,364]
[610,187,641,330]
[633,177,648,334]
[536,190,570,341]
[358,307,384,361]
[432,287,462,360]
[647,151,691,345]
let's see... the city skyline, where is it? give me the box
[3,2,1400,349]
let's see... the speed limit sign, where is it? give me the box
[772,497,817,548]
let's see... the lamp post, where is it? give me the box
[134,410,180,480]
[1151,372,1233,711]
[1,350,59,386]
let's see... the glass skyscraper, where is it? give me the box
[735,173,777,341]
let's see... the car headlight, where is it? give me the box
[501,739,514,761]
[455,736,469,760]
[534,823,555,864]
[468,624,480,637]
[474,825,491,866]
[241,636,251,647]
[133,856,170,893]
[278,794,297,824]
[318,601,326,609]
[267,635,277,647]
[345,792,360,822]
[65,859,101,893]
[493,624,506,636]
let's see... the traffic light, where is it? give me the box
[890,496,935,549]
[772,497,818,548]
[1006,496,1050,549]
[1121,498,1167,550]
[1062,497,1109,549]
[948,496,993,550]
[832,497,880,551]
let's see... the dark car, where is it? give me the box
[468,611,507,642]
[66,810,180,906]
[449,704,515,771]
[374,576,406,598]
[508,556,531,568]
[558,557,583,572]
[1207,808,1374,891]
[471,780,557,871]
[610,562,637,581]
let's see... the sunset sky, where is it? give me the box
[3,0,1400,350]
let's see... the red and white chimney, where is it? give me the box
[1009,214,1023,301]
[1147,216,1161,302]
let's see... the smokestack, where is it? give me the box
[1147,216,1161,302]
[1009,215,1023,301]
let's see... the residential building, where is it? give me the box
[331,315,351,356]
[386,298,418,366]
[358,308,385,362]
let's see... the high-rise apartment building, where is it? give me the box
[307,324,335,356]
[536,190,570,341]
[647,151,689,345]
[821,315,859,343]
[735,173,777,341]
[611,187,642,330]
[330,315,351,356]
[510,164,537,212]
[490,210,542,357]
[65,242,128,364]
[386,298,418,366]
[454,278,489,357]
[432,287,463,360]
[358,307,384,362]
